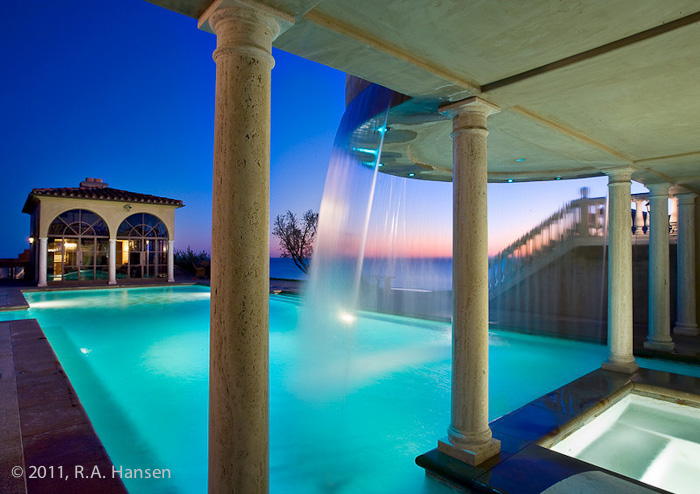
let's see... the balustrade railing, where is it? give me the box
[488,191,675,295]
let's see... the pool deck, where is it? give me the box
[0,319,127,494]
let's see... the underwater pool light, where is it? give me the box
[408,173,415,177]
[507,179,514,183]
[515,158,526,162]
[338,311,357,325]
[352,146,379,156]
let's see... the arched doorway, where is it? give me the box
[47,209,110,281]
[117,213,169,279]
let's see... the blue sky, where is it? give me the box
[0,1,645,260]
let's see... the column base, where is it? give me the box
[38,282,47,287]
[674,324,699,336]
[602,360,639,374]
[437,436,500,466]
[643,339,675,352]
[167,278,175,283]
[108,281,117,286]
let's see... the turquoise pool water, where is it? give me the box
[3,286,700,493]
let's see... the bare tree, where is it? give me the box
[272,209,319,274]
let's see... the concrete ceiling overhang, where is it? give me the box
[147,0,700,192]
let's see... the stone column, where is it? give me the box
[167,240,175,283]
[200,4,291,493]
[634,199,645,234]
[108,239,117,285]
[38,237,48,287]
[602,167,638,373]
[644,184,673,351]
[669,195,678,234]
[674,192,698,336]
[437,97,500,466]
[696,198,700,330]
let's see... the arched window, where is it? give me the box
[47,209,109,282]
[117,213,169,279]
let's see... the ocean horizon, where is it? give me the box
[270,256,453,291]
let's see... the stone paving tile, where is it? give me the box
[0,286,29,311]
[0,437,26,494]
[20,403,90,438]
[633,366,700,397]
[0,324,25,494]
[21,423,109,468]
[16,376,77,412]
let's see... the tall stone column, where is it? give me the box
[674,192,698,336]
[695,198,700,330]
[200,3,291,493]
[437,97,500,466]
[108,239,117,285]
[634,199,645,234]
[167,240,175,283]
[602,167,638,373]
[38,237,48,287]
[644,184,673,351]
[669,195,678,233]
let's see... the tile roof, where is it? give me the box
[27,187,183,206]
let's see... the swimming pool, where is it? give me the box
[4,286,699,493]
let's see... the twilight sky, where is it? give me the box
[0,1,645,260]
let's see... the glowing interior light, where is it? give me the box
[352,146,379,156]
[338,311,356,325]
[29,237,34,244]
[121,241,129,264]
[64,242,78,250]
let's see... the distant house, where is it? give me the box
[23,178,183,285]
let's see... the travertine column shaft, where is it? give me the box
[674,192,698,336]
[634,200,645,234]
[437,97,500,466]
[167,240,175,283]
[109,239,117,285]
[644,184,673,351]
[202,4,289,493]
[38,237,47,287]
[602,168,638,373]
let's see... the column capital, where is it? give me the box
[675,191,697,205]
[200,0,294,65]
[200,0,293,33]
[647,182,670,197]
[440,97,500,119]
[602,166,634,184]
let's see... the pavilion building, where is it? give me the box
[22,178,183,286]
